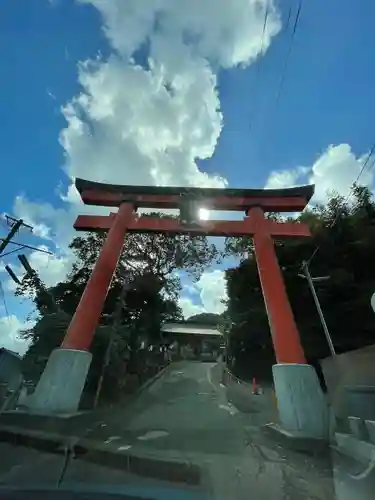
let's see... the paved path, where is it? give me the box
[78,361,335,499]
[0,361,373,498]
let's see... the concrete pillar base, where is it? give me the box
[273,363,329,439]
[27,348,92,415]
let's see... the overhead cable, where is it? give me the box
[274,0,303,106]
[248,2,271,133]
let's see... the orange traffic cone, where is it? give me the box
[252,377,258,395]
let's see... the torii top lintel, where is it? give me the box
[75,178,314,212]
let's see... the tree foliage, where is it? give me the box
[186,313,222,325]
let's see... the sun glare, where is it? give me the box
[199,208,210,220]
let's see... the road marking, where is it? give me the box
[104,436,121,443]
[219,404,238,416]
[349,450,375,481]
[118,445,132,451]
[137,430,169,441]
[206,364,218,391]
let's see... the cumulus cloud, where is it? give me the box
[59,0,280,192]
[265,144,375,204]
[308,144,374,203]
[0,316,32,356]
[13,195,76,248]
[80,0,280,68]
[180,269,227,318]
[197,269,228,314]
[265,166,309,190]
[178,297,205,319]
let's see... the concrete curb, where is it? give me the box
[0,363,203,486]
[108,362,173,420]
[262,423,329,454]
[0,424,201,486]
[136,362,172,395]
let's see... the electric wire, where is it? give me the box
[248,3,271,134]
[249,0,303,138]
[274,0,303,106]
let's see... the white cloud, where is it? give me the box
[13,195,76,249]
[197,270,228,314]
[309,144,374,203]
[60,56,226,189]
[265,144,375,204]
[265,166,309,190]
[180,269,227,318]
[26,249,74,288]
[59,0,280,192]
[7,196,77,291]
[0,315,32,356]
[80,0,280,68]
[178,297,205,319]
[9,192,116,291]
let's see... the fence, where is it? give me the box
[222,366,278,423]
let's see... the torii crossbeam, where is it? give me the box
[29,178,329,441]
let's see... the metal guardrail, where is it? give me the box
[0,382,23,413]
[222,366,264,394]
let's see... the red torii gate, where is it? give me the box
[29,178,329,439]
[61,178,313,364]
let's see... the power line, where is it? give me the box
[349,142,375,188]
[285,5,293,31]
[305,141,375,266]
[274,0,303,106]
[0,239,53,258]
[260,3,270,55]
[249,0,303,138]
[0,214,53,259]
[248,3,271,134]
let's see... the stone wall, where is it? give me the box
[320,344,375,419]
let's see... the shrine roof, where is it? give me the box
[161,322,223,337]
[75,178,314,212]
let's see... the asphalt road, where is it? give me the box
[0,361,373,499]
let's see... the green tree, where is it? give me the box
[186,313,222,325]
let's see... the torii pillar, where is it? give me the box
[28,179,328,440]
[28,203,136,414]
[249,207,328,440]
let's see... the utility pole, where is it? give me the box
[0,215,55,317]
[0,215,51,259]
[0,217,32,256]
[300,261,336,356]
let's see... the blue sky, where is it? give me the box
[1,0,374,352]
